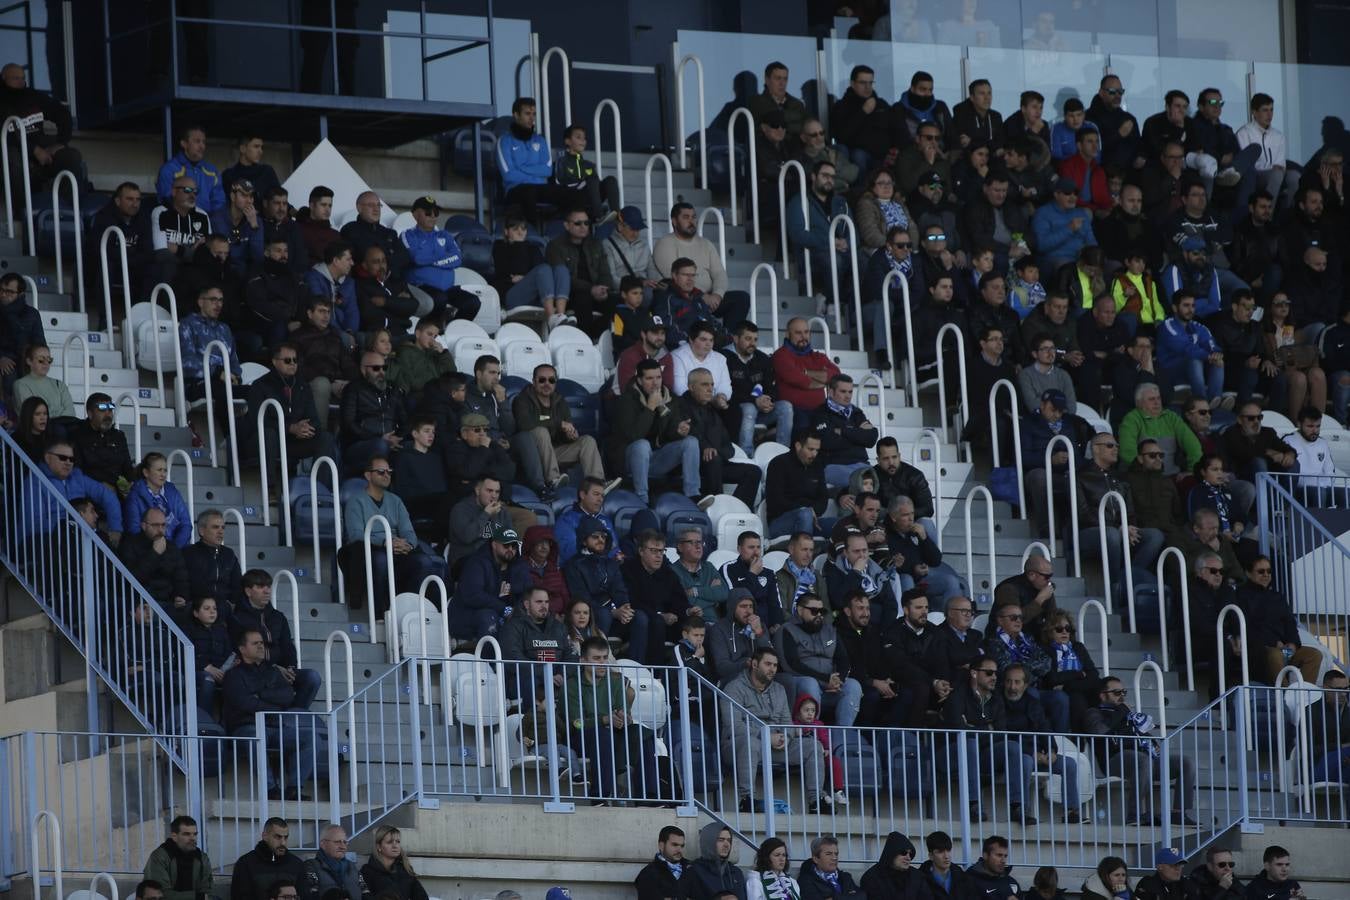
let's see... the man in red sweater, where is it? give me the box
[1057,127,1113,215]
[772,316,840,416]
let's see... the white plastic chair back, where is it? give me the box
[240,362,268,385]
[391,211,416,234]
[495,322,541,352]
[705,495,751,523]
[456,267,487,287]
[753,441,789,468]
[462,283,501,335]
[453,338,500,376]
[597,329,615,370]
[504,340,549,379]
[441,319,490,348]
[66,891,110,900]
[499,712,546,767]
[447,652,486,686]
[454,667,502,727]
[1283,681,1321,722]
[612,658,655,690]
[716,513,764,554]
[663,547,679,563]
[400,610,449,658]
[706,549,737,569]
[134,318,178,372]
[546,324,592,351]
[972,613,989,634]
[762,550,788,570]
[332,208,360,229]
[630,679,670,730]
[553,343,606,392]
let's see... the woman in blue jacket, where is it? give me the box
[123,452,194,547]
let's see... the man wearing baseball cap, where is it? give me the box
[451,521,529,641]
[400,195,482,326]
[1135,848,1188,900]
[1032,173,1097,273]
[613,312,669,396]
[602,205,661,294]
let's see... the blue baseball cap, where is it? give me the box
[545,889,572,900]
[619,205,647,230]
[1156,848,1184,866]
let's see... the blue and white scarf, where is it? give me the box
[786,559,816,599]
[1053,641,1082,672]
[879,199,909,232]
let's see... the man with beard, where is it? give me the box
[0,61,82,191]
[497,97,575,223]
[338,351,407,474]
[71,392,136,490]
[653,202,749,334]
[259,185,308,275]
[777,591,862,727]
[1086,74,1140,170]
[772,316,840,414]
[243,237,303,351]
[354,244,419,337]
[1096,183,1164,272]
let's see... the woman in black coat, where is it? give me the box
[360,826,429,900]
[1038,608,1102,729]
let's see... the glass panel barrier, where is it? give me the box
[1106,55,1250,140]
[823,38,964,117]
[675,30,820,130]
[966,47,1106,119]
[1252,62,1350,167]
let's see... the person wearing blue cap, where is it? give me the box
[553,124,621,223]
[1032,174,1097,274]
[543,889,571,900]
[1134,848,1187,900]
[602,205,661,296]
[1161,235,1225,318]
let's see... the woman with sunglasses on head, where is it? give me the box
[855,168,919,256]
[1236,555,1323,684]
[12,343,76,428]
[123,452,194,548]
[1038,609,1101,728]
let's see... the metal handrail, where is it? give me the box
[989,378,1025,518]
[255,398,294,547]
[696,206,726,269]
[913,427,943,549]
[60,331,88,402]
[1133,659,1167,736]
[857,371,888,443]
[164,448,196,525]
[412,574,451,701]
[593,98,625,209]
[201,339,242,488]
[363,515,395,645]
[805,314,832,357]
[51,169,86,326]
[964,485,996,601]
[222,508,247,572]
[113,390,143,462]
[935,323,969,449]
[1,114,34,254]
[1097,490,1135,627]
[1158,547,1190,687]
[309,455,343,598]
[1217,603,1252,746]
[827,214,862,347]
[878,267,905,391]
[148,282,181,417]
[1077,598,1110,675]
[538,46,571,148]
[1020,541,1051,568]
[777,159,808,288]
[88,872,120,900]
[643,153,674,252]
[473,635,513,784]
[1044,434,1081,577]
[675,53,708,190]
[322,628,358,824]
[99,226,130,352]
[29,809,62,900]
[272,568,302,669]
[728,107,760,244]
[748,262,780,345]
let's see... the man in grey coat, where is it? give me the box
[775,592,863,727]
[719,646,826,813]
[301,825,368,900]
[706,588,773,686]
[446,474,511,570]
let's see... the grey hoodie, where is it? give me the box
[689,823,748,900]
[721,670,791,728]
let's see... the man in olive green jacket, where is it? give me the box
[563,636,662,803]
[143,816,214,900]
[386,318,455,398]
[511,362,607,494]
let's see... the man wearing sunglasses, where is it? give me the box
[1222,400,1297,483]
[1077,431,1166,582]
[1086,75,1140,170]
[512,363,609,497]
[400,195,480,326]
[151,174,212,284]
[1125,438,1187,537]
[1184,847,1245,900]
[338,351,408,475]
[1082,676,1197,826]
[71,392,136,492]
[246,342,335,475]
[20,440,123,545]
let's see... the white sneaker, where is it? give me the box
[1217,392,1238,412]
[547,313,567,330]
[832,790,850,807]
[563,312,578,324]
[813,293,828,317]
[1216,167,1242,187]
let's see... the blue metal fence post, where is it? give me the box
[542,661,574,813]
[183,651,203,831]
[1160,737,1173,850]
[255,712,270,822]
[1236,686,1252,826]
[407,660,426,802]
[21,732,38,882]
[676,666,697,817]
[956,732,974,864]
[1257,473,1271,557]
[472,120,485,225]
[81,530,99,748]
[760,724,776,837]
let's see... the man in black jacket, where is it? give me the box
[0,62,82,190]
[621,529,689,662]
[881,590,948,726]
[71,393,136,489]
[941,662,1036,824]
[610,359,699,504]
[813,373,879,489]
[1086,75,1141,170]
[89,183,156,307]
[231,569,322,710]
[246,342,336,472]
[677,367,760,506]
[1135,848,1189,900]
[442,413,517,499]
[1185,847,1245,900]
[1305,669,1350,785]
[634,826,696,900]
[921,831,979,900]
[1229,191,1280,299]
[1002,664,1083,822]
[720,532,785,629]
[182,509,243,608]
[354,244,419,338]
[221,628,318,799]
[243,239,303,352]
[948,79,1005,157]
[230,819,305,900]
[0,271,44,395]
[119,507,190,614]
[722,320,793,456]
[874,437,935,525]
[799,836,864,900]
[764,428,827,537]
[339,351,408,475]
[830,65,897,172]
[339,191,411,279]
[261,186,309,276]
[839,590,906,728]
[962,173,1028,268]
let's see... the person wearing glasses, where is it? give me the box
[796,117,859,196]
[337,350,407,475]
[70,392,136,491]
[1118,383,1203,477]
[671,528,727,621]
[776,591,862,728]
[1236,555,1323,684]
[1082,676,1198,826]
[830,65,894,175]
[246,342,336,475]
[178,285,243,435]
[512,363,609,498]
[151,175,212,285]
[340,190,411,281]
[1076,431,1166,581]
[1032,174,1097,275]
[1192,88,1260,201]
[983,602,1069,733]
[399,195,479,327]
[302,824,368,900]
[1038,609,1101,729]
[1183,847,1245,900]
[855,169,917,257]
[1087,75,1140,171]
[1222,400,1297,487]
[12,342,75,424]
[1187,552,1241,698]
[861,224,926,364]
[19,439,124,545]
[546,207,614,339]
[940,658,1038,825]
[208,178,264,273]
[619,529,689,664]
[1125,438,1187,539]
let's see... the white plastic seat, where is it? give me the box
[596,329,615,370]
[552,343,606,392]
[496,322,542,353]
[706,548,737,569]
[705,495,750,523]
[440,319,490,349]
[504,340,549,379]
[613,658,656,691]
[399,610,449,659]
[762,550,788,570]
[391,210,416,234]
[385,592,435,661]
[456,267,487,287]
[452,659,503,728]
[332,208,360,229]
[497,712,548,768]
[461,283,501,336]
[753,442,789,468]
[453,337,500,376]
[546,324,592,351]
[630,679,670,731]
[240,362,268,385]
[663,547,679,563]
[716,512,764,553]
[126,300,178,373]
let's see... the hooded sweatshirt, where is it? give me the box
[861,833,928,900]
[689,823,748,900]
[523,524,570,615]
[304,261,359,333]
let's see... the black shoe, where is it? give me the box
[1066,809,1082,824]
[590,799,611,807]
[1171,810,1199,826]
[738,796,754,813]
[267,787,282,801]
[1010,803,1037,825]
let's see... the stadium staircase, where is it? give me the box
[1,134,1348,900]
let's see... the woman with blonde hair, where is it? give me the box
[361,825,429,900]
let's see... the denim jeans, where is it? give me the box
[1081,525,1166,581]
[594,604,652,665]
[1161,359,1224,402]
[1333,370,1350,423]
[1029,686,1071,734]
[768,507,816,539]
[917,562,967,605]
[735,400,794,456]
[626,437,700,503]
[792,675,863,728]
[505,263,571,308]
[824,462,870,489]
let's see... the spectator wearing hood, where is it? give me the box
[230,819,305,900]
[554,477,620,564]
[689,824,748,900]
[563,518,643,658]
[799,836,864,900]
[861,832,929,900]
[522,525,569,616]
[1081,857,1135,900]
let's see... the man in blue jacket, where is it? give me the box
[399,195,480,326]
[156,124,226,214]
[1157,291,1225,408]
[303,240,358,341]
[786,159,850,315]
[21,439,124,542]
[554,476,620,564]
[496,97,576,223]
[451,524,530,641]
[1032,177,1096,274]
[1162,237,1224,318]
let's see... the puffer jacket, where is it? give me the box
[123,479,194,547]
[178,312,241,380]
[562,549,630,612]
[304,263,358,333]
[338,378,407,442]
[293,322,356,383]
